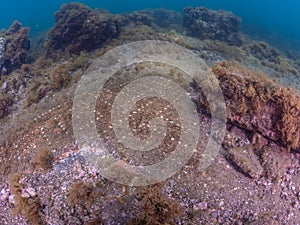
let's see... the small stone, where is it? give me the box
[194,201,208,210]
[83,216,90,222]
[0,192,9,201]
[21,187,37,198]
[292,201,299,208]
[21,191,30,198]
[210,210,218,218]
[26,187,37,197]
[8,194,15,204]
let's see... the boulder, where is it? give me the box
[46,3,121,55]
[210,61,300,151]
[183,7,243,45]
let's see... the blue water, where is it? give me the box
[1,0,300,46]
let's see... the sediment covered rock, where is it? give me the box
[227,144,264,179]
[0,21,30,76]
[261,144,292,179]
[183,7,243,45]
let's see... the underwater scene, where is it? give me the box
[1,1,300,224]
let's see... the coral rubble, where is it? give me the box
[183,7,244,45]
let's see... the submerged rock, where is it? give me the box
[47,3,121,55]
[21,187,37,198]
[227,144,264,179]
[245,41,281,64]
[210,61,300,151]
[183,7,243,45]
[0,21,30,76]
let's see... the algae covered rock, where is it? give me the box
[245,41,281,64]
[121,11,153,27]
[0,21,30,76]
[211,61,300,151]
[47,3,121,55]
[183,7,243,45]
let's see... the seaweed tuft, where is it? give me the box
[8,173,42,225]
[130,184,183,225]
[32,146,54,171]
[67,181,104,209]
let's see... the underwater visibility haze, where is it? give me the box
[1,0,300,44]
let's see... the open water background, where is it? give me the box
[1,0,299,49]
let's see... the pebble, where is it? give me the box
[26,187,37,197]
[21,187,37,198]
[21,191,30,198]
[194,201,208,210]
[0,192,9,201]
[210,210,218,218]
[8,195,15,204]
